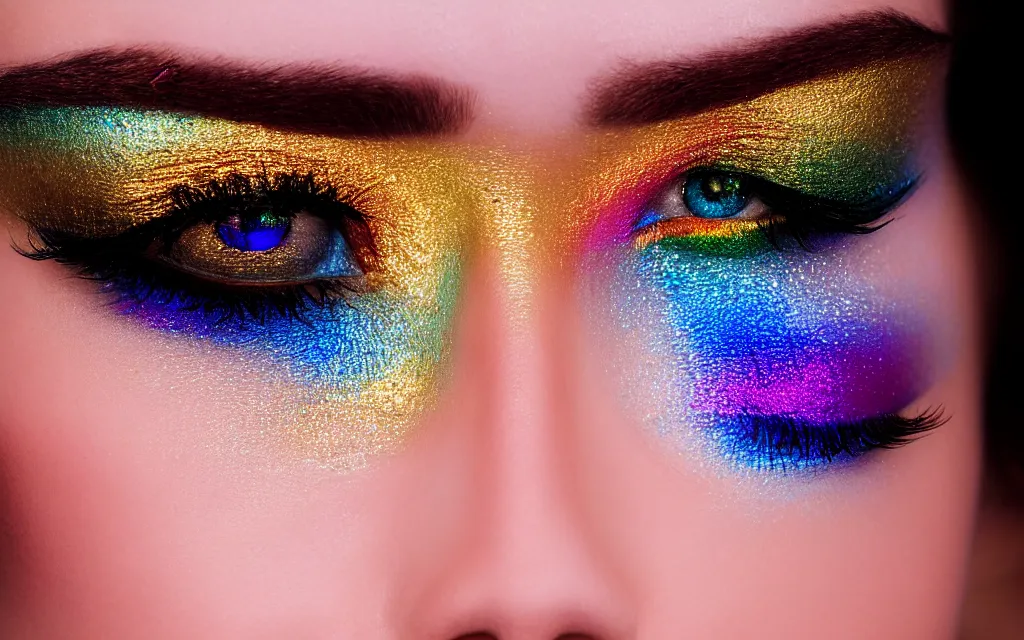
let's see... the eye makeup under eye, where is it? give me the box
[623,242,939,472]
[0,107,473,465]
[576,57,945,473]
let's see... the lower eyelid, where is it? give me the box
[634,217,760,247]
[631,216,779,258]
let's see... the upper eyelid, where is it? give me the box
[0,108,476,238]
[577,75,924,252]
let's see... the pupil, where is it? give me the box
[683,171,750,219]
[217,211,290,252]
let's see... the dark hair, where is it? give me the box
[947,0,1023,503]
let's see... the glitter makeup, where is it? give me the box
[576,57,943,472]
[578,58,933,253]
[616,244,933,471]
[0,107,472,464]
[0,52,944,472]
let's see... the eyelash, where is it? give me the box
[753,173,916,249]
[16,171,373,325]
[653,167,917,251]
[714,410,946,472]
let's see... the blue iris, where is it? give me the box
[217,211,290,252]
[682,172,751,219]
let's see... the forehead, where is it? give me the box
[1,0,945,133]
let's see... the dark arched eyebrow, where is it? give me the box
[586,11,950,127]
[0,48,475,138]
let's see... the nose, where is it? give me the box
[392,252,636,639]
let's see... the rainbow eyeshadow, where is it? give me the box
[633,217,771,258]
[575,58,941,472]
[618,243,929,471]
[578,58,935,253]
[0,106,473,465]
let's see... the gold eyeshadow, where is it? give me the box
[0,108,473,283]
[570,56,940,251]
[0,55,940,274]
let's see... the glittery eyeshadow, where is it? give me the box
[633,218,771,257]
[0,55,941,472]
[575,58,934,253]
[575,58,941,472]
[643,243,926,464]
[0,107,473,466]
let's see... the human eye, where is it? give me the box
[632,166,914,256]
[580,60,947,475]
[21,171,376,324]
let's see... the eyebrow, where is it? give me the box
[586,11,950,127]
[0,48,474,137]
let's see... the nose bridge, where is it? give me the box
[402,158,635,639]
[473,153,574,550]
[474,154,576,529]
[472,153,565,477]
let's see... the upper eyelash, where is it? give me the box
[13,171,375,325]
[751,173,918,250]
[654,168,918,251]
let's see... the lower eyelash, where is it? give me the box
[711,409,947,472]
[101,266,360,327]
[15,228,363,326]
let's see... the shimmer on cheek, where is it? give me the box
[0,107,474,466]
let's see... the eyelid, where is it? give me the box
[576,61,928,253]
[0,107,468,240]
[632,216,767,252]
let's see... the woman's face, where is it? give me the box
[0,0,981,637]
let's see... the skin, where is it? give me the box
[0,0,982,638]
